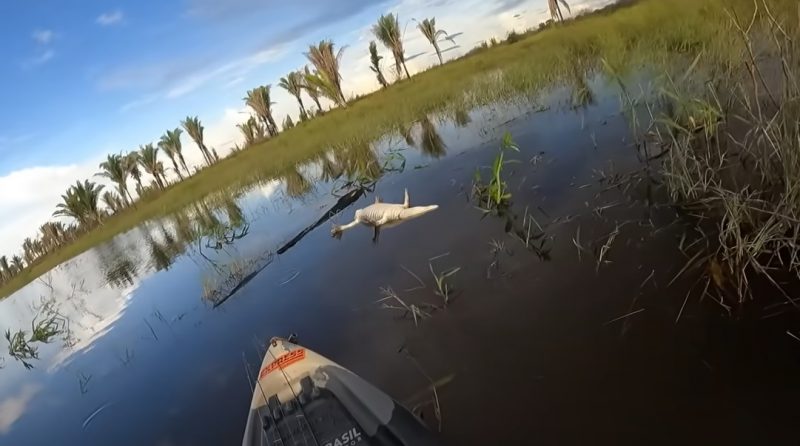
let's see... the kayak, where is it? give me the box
[242,337,440,446]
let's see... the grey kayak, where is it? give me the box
[242,337,440,446]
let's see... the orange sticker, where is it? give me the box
[259,349,306,379]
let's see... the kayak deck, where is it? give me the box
[242,338,439,446]
[253,376,364,445]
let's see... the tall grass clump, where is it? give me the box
[655,0,800,303]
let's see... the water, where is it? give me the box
[2,77,800,445]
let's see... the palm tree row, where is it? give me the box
[236,13,450,147]
[3,5,574,287]
[0,112,227,285]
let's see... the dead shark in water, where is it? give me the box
[331,189,438,241]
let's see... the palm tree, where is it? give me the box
[317,152,343,182]
[222,198,246,229]
[10,256,24,273]
[102,191,125,214]
[171,128,190,176]
[53,180,105,226]
[39,221,64,252]
[244,86,279,137]
[548,0,571,22]
[452,107,471,127]
[337,140,381,180]
[31,239,45,263]
[417,18,448,65]
[419,116,447,158]
[279,71,308,121]
[237,117,265,147]
[281,166,313,199]
[302,66,323,112]
[138,144,166,190]
[373,14,410,79]
[124,152,144,194]
[0,256,10,281]
[97,154,132,205]
[369,41,389,88]
[304,41,347,107]
[22,238,35,264]
[159,128,188,180]
[283,115,295,131]
[181,116,214,167]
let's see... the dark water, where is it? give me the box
[2,77,800,446]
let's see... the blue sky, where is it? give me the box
[0,0,610,258]
[0,0,401,173]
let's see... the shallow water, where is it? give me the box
[2,77,800,445]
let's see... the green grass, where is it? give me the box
[2,0,789,299]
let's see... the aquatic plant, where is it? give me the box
[5,329,38,369]
[652,1,800,304]
[377,287,432,327]
[473,132,519,211]
[429,263,460,307]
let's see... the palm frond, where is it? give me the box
[304,41,347,106]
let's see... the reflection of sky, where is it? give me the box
[0,384,40,435]
[0,107,495,440]
[0,241,141,436]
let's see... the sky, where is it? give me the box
[0,0,611,259]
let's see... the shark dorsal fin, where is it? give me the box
[375,195,382,204]
[403,188,410,208]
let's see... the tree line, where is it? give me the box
[0,3,573,287]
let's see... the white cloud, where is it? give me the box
[0,159,106,256]
[96,10,124,26]
[31,29,54,45]
[0,384,41,434]
[0,104,254,258]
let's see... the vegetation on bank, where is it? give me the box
[1,0,795,299]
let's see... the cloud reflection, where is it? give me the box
[0,384,41,435]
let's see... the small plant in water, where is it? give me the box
[377,287,432,327]
[78,371,92,395]
[473,131,519,212]
[429,263,461,307]
[5,329,38,369]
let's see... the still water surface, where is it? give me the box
[2,77,799,445]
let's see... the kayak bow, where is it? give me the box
[242,337,440,446]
